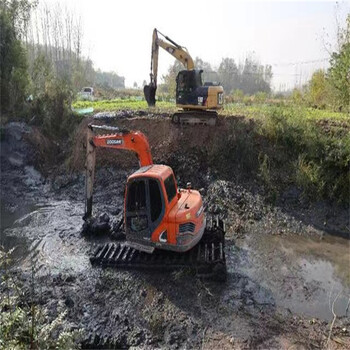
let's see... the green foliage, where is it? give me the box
[254,92,268,103]
[233,89,244,102]
[0,1,30,116]
[29,54,81,138]
[72,98,175,112]
[218,57,239,93]
[94,68,124,89]
[326,14,350,111]
[243,95,253,106]
[307,70,328,109]
[217,56,273,94]
[259,107,350,203]
[0,248,82,349]
[328,44,350,111]
[291,88,305,105]
[161,60,183,96]
[240,56,272,95]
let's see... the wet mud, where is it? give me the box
[1,119,349,349]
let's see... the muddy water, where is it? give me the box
[1,200,91,274]
[229,233,350,321]
[3,192,349,323]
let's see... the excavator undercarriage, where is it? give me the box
[89,215,226,281]
[171,110,218,126]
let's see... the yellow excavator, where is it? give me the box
[144,29,224,126]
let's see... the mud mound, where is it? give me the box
[205,180,314,238]
[68,112,257,179]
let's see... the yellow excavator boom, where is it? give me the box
[150,28,194,88]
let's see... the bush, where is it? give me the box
[0,248,82,349]
[307,70,328,109]
[260,107,350,203]
[291,88,306,105]
[31,79,79,138]
[254,92,268,104]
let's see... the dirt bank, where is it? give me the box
[68,113,349,238]
[1,116,349,349]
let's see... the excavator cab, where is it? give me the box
[124,164,206,254]
[125,176,165,241]
[176,69,209,106]
[176,70,203,92]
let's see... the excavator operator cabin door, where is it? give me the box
[125,178,165,240]
[176,70,207,107]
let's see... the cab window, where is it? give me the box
[164,175,176,203]
[127,181,146,211]
[149,179,162,222]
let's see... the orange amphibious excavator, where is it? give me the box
[85,124,226,279]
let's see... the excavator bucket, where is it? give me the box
[144,85,156,107]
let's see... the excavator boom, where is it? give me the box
[84,124,152,218]
[150,29,194,87]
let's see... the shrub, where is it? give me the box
[0,248,82,349]
[254,92,268,104]
[260,106,350,203]
[307,70,328,109]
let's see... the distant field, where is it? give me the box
[223,103,349,122]
[72,99,176,112]
[72,98,349,122]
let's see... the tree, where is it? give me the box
[308,69,327,108]
[94,69,124,89]
[218,57,238,93]
[0,0,32,115]
[194,57,212,72]
[239,56,272,95]
[161,60,183,96]
[327,15,350,111]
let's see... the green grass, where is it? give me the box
[223,103,349,122]
[72,98,349,122]
[72,98,175,112]
[255,107,350,203]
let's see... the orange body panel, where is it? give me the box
[92,131,153,167]
[126,165,204,250]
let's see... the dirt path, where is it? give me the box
[1,120,349,349]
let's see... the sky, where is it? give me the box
[42,0,349,90]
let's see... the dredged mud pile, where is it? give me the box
[1,115,349,349]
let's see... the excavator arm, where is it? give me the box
[84,124,153,219]
[144,28,195,106]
